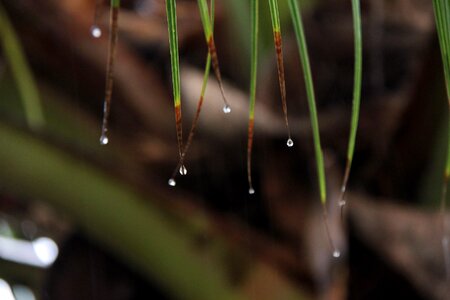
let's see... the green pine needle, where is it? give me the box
[268,0,293,144]
[287,0,326,203]
[165,0,184,160]
[247,0,259,194]
[340,0,362,203]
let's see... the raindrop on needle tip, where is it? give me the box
[223,104,231,114]
[179,165,188,175]
[99,134,109,145]
[90,25,102,38]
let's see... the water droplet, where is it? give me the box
[248,188,255,195]
[99,134,109,145]
[339,200,346,207]
[179,165,187,175]
[341,185,346,193]
[223,105,231,114]
[286,138,294,147]
[168,178,176,187]
[90,25,102,38]
[333,250,341,258]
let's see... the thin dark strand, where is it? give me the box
[322,203,340,258]
[170,94,206,181]
[174,105,183,159]
[441,172,450,282]
[441,0,450,284]
[339,159,351,221]
[247,119,255,194]
[207,38,230,111]
[100,6,119,144]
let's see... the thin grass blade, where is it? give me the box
[0,3,45,130]
[339,0,362,212]
[287,0,325,203]
[99,0,120,145]
[268,0,293,146]
[197,0,230,113]
[165,0,184,160]
[247,0,259,194]
[288,0,339,256]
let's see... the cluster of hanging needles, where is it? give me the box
[247,0,294,196]
[168,0,216,187]
[91,0,368,260]
[167,0,233,187]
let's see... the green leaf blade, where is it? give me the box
[287,0,326,203]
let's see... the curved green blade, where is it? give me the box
[288,0,341,256]
[247,0,259,194]
[287,0,326,204]
[339,0,362,209]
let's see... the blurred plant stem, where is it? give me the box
[0,121,312,300]
[0,122,244,300]
[0,3,44,130]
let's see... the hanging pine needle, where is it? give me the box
[288,0,339,257]
[338,0,362,216]
[247,0,259,195]
[268,0,293,147]
[99,0,120,145]
[165,0,184,165]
